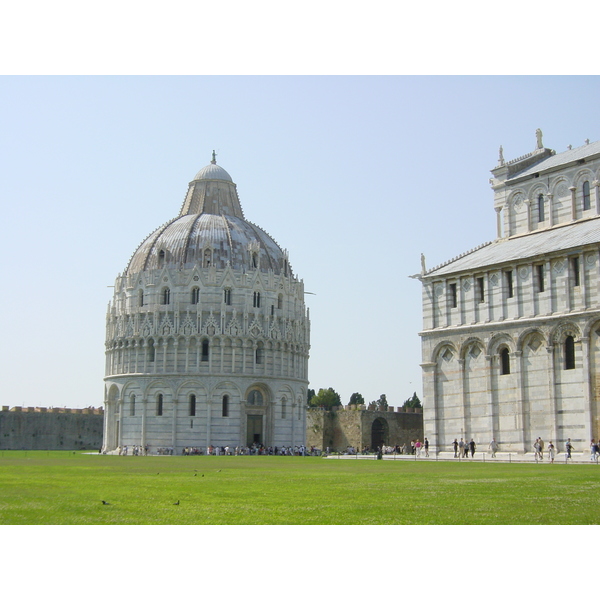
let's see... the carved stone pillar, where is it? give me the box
[116,399,124,448]
[206,399,212,447]
[547,193,554,227]
[495,206,503,238]
[420,362,438,452]
[141,397,148,452]
[569,186,577,220]
[172,397,178,452]
[581,336,593,453]
[547,344,558,445]
[485,354,495,439]
[458,358,466,440]
[514,350,526,452]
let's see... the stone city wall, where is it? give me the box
[0,406,104,450]
[307,405,423,452]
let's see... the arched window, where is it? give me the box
[253,291,261,308]
[138,289,144,307]
[203,248,212,268]
[158,250,165,268]
[191,287,200,304]
[255,345,264,364]
[223,288,231,305]
[565,335,576,370]
[252,252,258,268]
[277,294,283,309]
[161,287,170,305]
[448,282,457,308]
[247,390,263,406]
[281,399,287,419]
[157,394,163,416]
[571,256,580,287]
[147,340,155,362]
[222,395,229,417]
[500,347,510,375]
[189,394,196,417]
[130,394,136,416]
[201,339,209,362]
[583,181,591,211]
[538,193,545,222]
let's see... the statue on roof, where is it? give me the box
[211,150,217,164]
[498,145,505,165]
[421,253,427,275]
[535,128,543,150]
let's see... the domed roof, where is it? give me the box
[193,162,233,182]
[192,151,233,182]
[124,155,290,277]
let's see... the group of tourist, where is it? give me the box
[452,438,477,458]
[464,436,581,463]
[183,444,318,456]
[117,445,148,456]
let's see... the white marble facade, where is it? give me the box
[103,155,310,453]
[419,134,600,454]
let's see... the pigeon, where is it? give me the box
[173,500,180,506]
[101,500,110,505]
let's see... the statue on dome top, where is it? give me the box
[535,128,543,150]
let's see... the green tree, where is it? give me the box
[367,394,388,411]
[307,389,316,404]
[348,392,365,406]
[402,392,422,408]
[309,387,342,409]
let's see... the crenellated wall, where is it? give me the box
[306,406,423,452]
[0,406,104,450]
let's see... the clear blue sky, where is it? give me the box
[1,76,599,409]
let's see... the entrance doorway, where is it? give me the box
[246,415,263,446]
[371,417,388,450]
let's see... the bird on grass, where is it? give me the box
[173,500,180,506]
[101,500,110,505]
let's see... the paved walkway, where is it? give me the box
[324,451,600,465]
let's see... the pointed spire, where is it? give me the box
[211,150,217,164]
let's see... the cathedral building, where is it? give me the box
[102,154,310,453]
[418,132,600,454]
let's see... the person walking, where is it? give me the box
[548,441,555,463]
[539,438,544,461]
[533,438,541,462]
[424,437,429,457]
[590,439,598,462]
[489,438,498,458]
[566,438,573,460]
[453,439,459,458]
[469,438,476,458]
[415,439,422,457]
[458,438,465,458]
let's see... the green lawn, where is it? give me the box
[0,451,598,524]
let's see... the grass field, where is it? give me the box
[1,451,599,525]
